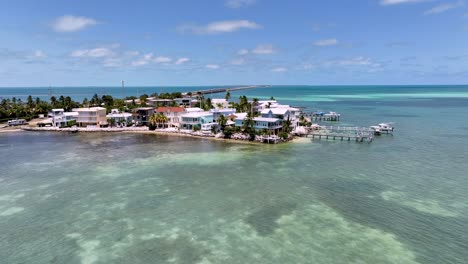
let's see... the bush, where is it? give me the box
[278,132,289,139]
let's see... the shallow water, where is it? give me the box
[1,86,468,263]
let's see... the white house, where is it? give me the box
[73,107,107,127]
[106,109,133,127]
[180,111,214,130]
[211,98,230,109]
[48,108,78,128]
[155,107,186,127]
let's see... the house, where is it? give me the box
[48,108,78,128]
[180,111,214,130]
[256,100,278,110]
[234,113,282,134]
[106,109,133,127]
[155,107,185,127]
[252,117,282,134]
[132,107,154,126]
[173,98,192,107]
[185,107,204,113]
[210,108,236,121]
[260,108,291,120]
[146,98,174,107]
[73,107,107,127]
[211,98,230,109]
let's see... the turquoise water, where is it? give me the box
[1,86,468,263]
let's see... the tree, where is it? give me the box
[225,91,231,101]
[50,96,57,107]
[283,116,292,133]
[107,118,116,127]
[217,114,227,131]
[27,95,34,109]
[82,98,89,107]
[149,113,157,130]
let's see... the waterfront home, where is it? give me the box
[132,107,154,126]
[173,98,192,107]
[106,109,133,127]
[73,107,107,127]
[180,111,214,130]
[48,108,79,128]
[234,113,283,134]
[211,98,230,109]
[146,98,174,107]
[261,108,291,120]
[185,107,204,113]
[256,100,278,110]
[210,108,236,121]
[253,117,283,134]
[155,107,185,127]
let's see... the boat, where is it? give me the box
[370,123,394,135]
[7,119,27,126]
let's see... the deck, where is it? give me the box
[302,126,374,143]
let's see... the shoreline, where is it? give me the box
[14,126,293,145]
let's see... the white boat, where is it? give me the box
[7,119,27,126]
[370,123,394,135]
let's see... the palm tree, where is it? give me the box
[217,114,227,131]
[149,113,158,130]
[225,91,231,101]
[283,117,292,133]
[107,118,116,127]
[155,112,168,128]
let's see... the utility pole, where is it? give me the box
[121,80,125,99]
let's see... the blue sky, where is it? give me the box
[1,0,468,86]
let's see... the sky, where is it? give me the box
[1,0,468,86]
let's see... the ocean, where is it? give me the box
[1,85,468,263]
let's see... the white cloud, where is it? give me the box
[252,44,275,54]
[206,64,220,69]
[380,0,426,5]
[52,15,97,32]
[125,51,139,57]
[33,50,46,58]
[230,58,246,65]
[178,20,261,34]
[225,0,256,8]
[131,53,153,66]
[338,56,377,66]
[424,1,464,15]
[153,56,172,63]
[175,58,190,65]
[314,38,338,46]
[271,67,287,72]
[70,48,114,58]
[237,49,249,55]
[303,63,315,70]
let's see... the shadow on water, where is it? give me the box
[305,177,468,264]
[115,236,209,264]
[245,201,297,236]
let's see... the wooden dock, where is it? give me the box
[303,126,374,143]
[302,112,340,121]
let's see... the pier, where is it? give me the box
[186,85,269,96]
[303,126,374,143]
[303,112,341,121]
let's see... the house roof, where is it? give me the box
[253,117,281,122]
[261,108,289,115]
[185,107,204,112]
[181,111,213,118]
[156,107,185,113]
[73,107,106,111]
[233,113,248,120]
